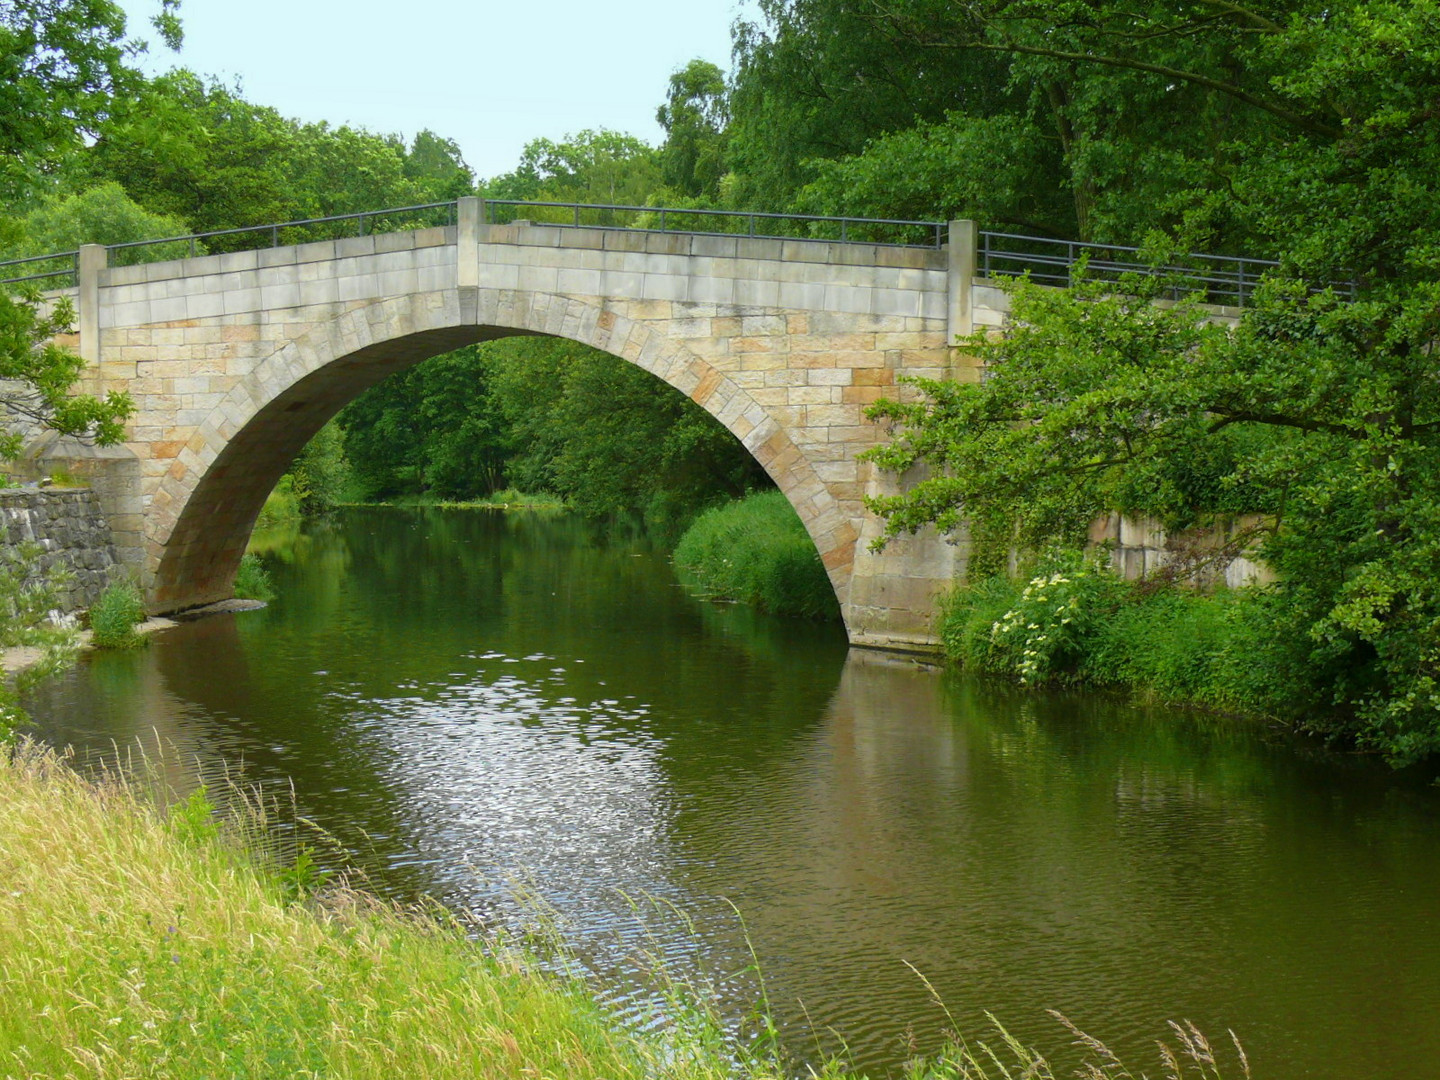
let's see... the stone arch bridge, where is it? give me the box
[13,199,1254,650]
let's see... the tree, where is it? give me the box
[2,181,190,256]
[656,60,730,200]
[0,291,133,463]
[862,2,1440,763]
[0,0,180,204]
[726,0,1014,211]
[482,129,661,207]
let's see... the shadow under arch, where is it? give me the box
[149,289,855,617]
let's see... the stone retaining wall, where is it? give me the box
[0,487,122,612]
[1090,513,1273,588]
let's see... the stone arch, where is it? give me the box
[148,288,856,613]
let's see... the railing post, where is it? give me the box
[77,245,107,390]
[947,220,977,345]
[457,196,481,300]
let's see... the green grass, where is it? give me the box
[360,488,568,511]
[88,579,146,649]
[672,490,840,620]
[0,740,1253,1080]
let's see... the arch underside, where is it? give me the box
[148,290,857,618]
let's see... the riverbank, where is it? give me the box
[0,738,1250,1079]
[0,616,176,679]
[935,556,1317,737]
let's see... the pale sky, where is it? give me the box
[117,0,756,181]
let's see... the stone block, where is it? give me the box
[805,403,863,427]
[373,229,418,254]
[777,282,827,310]
[184,293,225,320]
[602,230,649,253]
[517,265,559,292]
[689,234,739,259]
[780,240,829,264]
[686,276,736,305]
[105,264,148,287]
[256,246,298,268]
[556,267,602,295]
[733,279,780,307]
[640,274,687,302]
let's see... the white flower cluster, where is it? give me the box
[988,569,1087,684]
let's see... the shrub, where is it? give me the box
[89,579,146,649]
[672,490,839,620]
[982,554,1127,684]
[234,553,275,602]
[939,550,1328,723]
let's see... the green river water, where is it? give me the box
[21,507,1440,1077]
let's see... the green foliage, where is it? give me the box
[2,182,190,258]
[0,0,179,201]
[793,113,1072,237]
[984,554,1126,684]
[287,419,351,516]
[0,291,134,462]
[88,578,146,649]
[341,345,508,501]
[70,71,462,237]
[233,553,275,602]
[940,560,1321,722]
[343,336,764,535]
[166,785,221,847]
[656,60,730,200]
[482,128,661,208]
[0,542,79,739]
[727,0,1014,211]
[673,491,839,620]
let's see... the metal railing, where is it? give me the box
[0,195,1336,307]
[0,250,81,289]
[480,198,948,248]
[975,230,1340,307]
[107,201,458,265]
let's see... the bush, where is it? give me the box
[234,553,275,602]
[939,552,1324,720]
[672,490,839,620]
[89,579,146,649]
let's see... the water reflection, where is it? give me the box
[21,508,1440,1079]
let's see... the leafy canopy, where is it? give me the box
[863,0,1440,763]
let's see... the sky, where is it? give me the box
[117,0,756,181]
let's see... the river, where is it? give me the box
[21,507,1440,1077]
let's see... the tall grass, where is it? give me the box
[88,579,147,649]
[0,741,766,1079]
[0,740,1254,1079]
[673,490,839,620]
